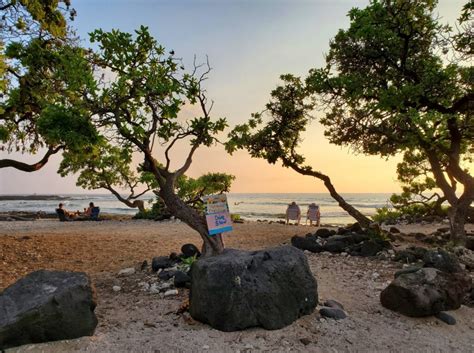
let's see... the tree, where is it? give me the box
[304,0,473,244]
[226,74,372,227]
[59,139,235,215]
[390,150,448,218]
[0,0,98,172]
[59,140,154,212]
[82,27,227,256]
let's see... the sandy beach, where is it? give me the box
[1,219,473,352]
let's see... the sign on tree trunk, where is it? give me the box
[203,194,233,236]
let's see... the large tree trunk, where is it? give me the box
[159,181,224,257]
[449,206,466,246]
[448,194,473,246]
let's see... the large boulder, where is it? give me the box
[0,270,97,349]
[189,246,317,331]
[380,268,472,317]
[291,235,323,253]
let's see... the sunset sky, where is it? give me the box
[0,0,466,194]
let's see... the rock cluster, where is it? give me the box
[381,247,472,318]
[291,223,391,257]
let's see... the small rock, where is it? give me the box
[323,299,344,310]
[202,345,210,350]
[140,260,148,271]
[181,243,201,258]
[300,337,311,345]
[164,289,179,297]
[372,272,380,280]
[319,307,347,320]
[149,283,161,294]
[118,267,135,276]
[151,256,174,272]
[435,312,456,325]
[389,227,401,233]
[174,271,191,288]
[112,285,121,292]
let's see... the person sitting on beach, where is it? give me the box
[56,203,78,221]
[83,202,95,217]
[286,201,301,225]
[306,203,320,227]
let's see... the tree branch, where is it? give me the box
[0,145,63,172]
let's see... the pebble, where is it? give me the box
[202,345,210,349]
[320,307,347,320]
[372,272,380,280]
[323,299,344,311]
[149,283,160,294]
[112,285,121,292]
[435,312,456,325]
[118,267,135,276]
[164,289,179,297]
[300,338,311,345]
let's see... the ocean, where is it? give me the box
[0,193,393,225]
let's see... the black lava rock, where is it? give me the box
[319,307,347,320]
[423,249,462,273]
[189,246,318,331]
[315,228,333,238]
[174,271,191,288]
[158,269,178,281]
[323,299,344,311]
[151,256,174,272]
[346,223,363,234]
[323,241,347,253]
[394,247,428,263]
[380,268,472,317]
[181,243,201,258]
[291,236,323,253]
[0,270,97,349]
[435,312,456,325]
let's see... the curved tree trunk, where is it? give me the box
[0,146,63,172]
[283,158,372,228]
[159,181,224,257]
[105,187,146,212]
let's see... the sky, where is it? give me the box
[0,0,467,194]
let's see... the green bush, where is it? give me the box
[373,207,402,224]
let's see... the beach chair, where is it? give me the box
[56,208,70,222]
[306,204,320,226]
[286,203,301,225]
[90,207,100,221]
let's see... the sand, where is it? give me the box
[1,219,474,352]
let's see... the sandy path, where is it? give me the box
[0,220,308,288]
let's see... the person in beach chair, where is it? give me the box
[306,203,320,226]
[56,203,78,222]
[285,201,301,225]
[82,202,101,221]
